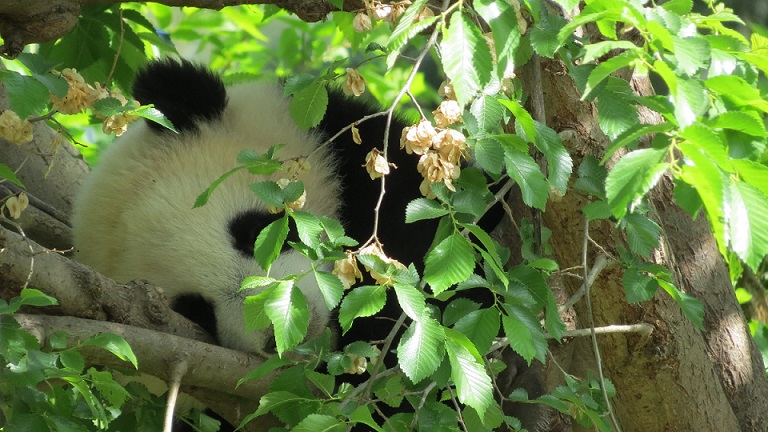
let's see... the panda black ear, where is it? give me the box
[133,58,228,133]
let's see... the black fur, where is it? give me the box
[229,210,299,258]
[133,58,228,133]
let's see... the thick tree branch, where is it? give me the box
[0,0,367,57]
[0,224,215,343]
[13,313,277,430]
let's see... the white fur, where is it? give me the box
[73,81,340,355]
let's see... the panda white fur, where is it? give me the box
[72,59,545,430]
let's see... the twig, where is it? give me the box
[164,358,189,432]
[408,381,437,430]
[582,216,622,432]
[558,253,611,314]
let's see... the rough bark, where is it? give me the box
[516,55,768,431]
[0,0,368,57]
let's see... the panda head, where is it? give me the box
[72,59,339,355]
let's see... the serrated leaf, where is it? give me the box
[475,138,505,175]
[290,81,328,129]
[470,95,504,133]
[444,328,493,418]
[194,166,242,208]
[291,210,324,248]
[134,105,177,132]
[253,215,289,271]
[386,0,433,68]
[314,270,344,310]
[424,233,475,295]
[264,280,309,356]
[0,163,24,188]
[729,180,768,271]
[59,350,85,373]
[605,148,668,219]
[83,334,137,369]
[581,40,640,64]
[397,316,445,383]
[499,99,535,142]
[583,51,638,99]
[244,285,274,331]
[441,12,493,106]
[453,308,499,355]
[375,375,405,408]
[503,147,549,210]
[237,355,291,387]
[533,121,573,194]
[292,414,345,432]
[249,181,286,208]
[338,285,387,334]
[596,81,639,139]
[474,0,521,79]
[623,213,661,257]
[657,279,704,330]
[674,78,707,128]
[602,122,674,163]
[710,111,767,137]
[393,283,427,321]
[0,70,50,118]
[672,36,710,76]
[501,305,547,364]
[622,267,658,303]
[405,198,450,223]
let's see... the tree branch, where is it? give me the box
[0,0,367,57]
[13,313,276,430]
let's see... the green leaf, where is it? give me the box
[661,0,693,14]
[474,0,521,79]
[583,51,638,99]
[709,111,767,138]
[291,211,324,248]
[729,181,768,271]
[498,99,535,142]
[244,285,274,331]
[397,317,446,383]
[83,334,137,369]
[533,121,573,195]
[444,328,493,418]
[453,308,499,355]
[657,279,704,330]
[194,166,243,208]
[602,122,674,163]
[338,285,387,334]
[386,0,430,62]
[405,198,450,223]
[59,350,85,373]
[249,181,286,208]
[678,142,727,255]
[237,355,291,387]
[674,79,706,129]
[0,70,50,118]
[0,163,24,187]
[470,95,505,133]
[573,155,607,198]
[424,233,475,295]
[596,78,639,139]
[475,138,505,175]
[292,414,345,432]
[581,40,640,64]
[623,213,661,257]
[253,215,289,271]
[502,305,547,364]
[394,283,427,321]
[672,36,710,76]
[605,148,669,219]
[503,147,549,210]
[733,159,768,197]
[441,12,493,106]
[19,288,58,307]
[623,267,658,303]
[264,280,309,356]
[134,106,177,132]
[313,270,344,310]
[290,81,328,129]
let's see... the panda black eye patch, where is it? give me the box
[228,210,300,258]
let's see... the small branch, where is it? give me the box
[558,323,653,338]
[582,216,622,432]
[559,253,611,314]
[14,313,271,430]
[164,358,189,432]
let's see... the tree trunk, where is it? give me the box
[519,56,768,431]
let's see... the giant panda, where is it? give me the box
[72,58,545,430]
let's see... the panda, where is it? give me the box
[72,59,545,430]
